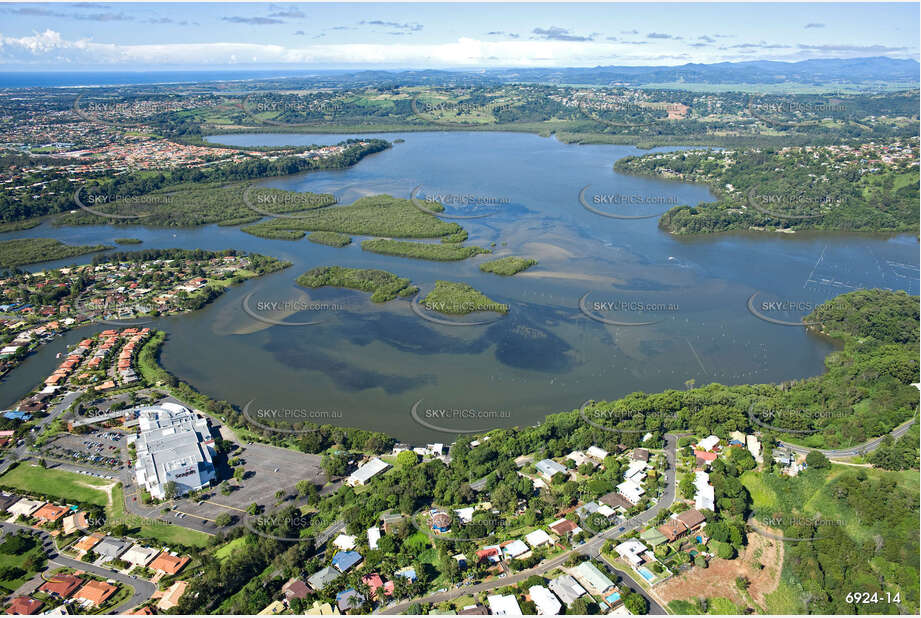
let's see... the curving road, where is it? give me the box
[378,433,683,615]
[0,521,155,614]
[778,416,917,457]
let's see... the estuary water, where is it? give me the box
[3,131,918,442]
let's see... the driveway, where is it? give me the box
[0,521,155,614]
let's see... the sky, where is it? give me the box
[0,2,917,70]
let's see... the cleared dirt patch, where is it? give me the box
[656,528,784,611]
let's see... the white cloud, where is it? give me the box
[0,30,913,67]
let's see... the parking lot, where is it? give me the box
[39,431,128,471]
[123,438,334,534]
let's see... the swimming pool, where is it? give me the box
[637,567,655,581]
[605,592,621,604]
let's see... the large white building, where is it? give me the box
[133,402,216,500]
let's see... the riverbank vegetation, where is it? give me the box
[113,237,142,244]
[0,238,112,269]
[616,138,919,234]
[479,256,538,276]
[57,181,336,228]
[296,265,418,303]
[361,238,490,261]
[421,281,509,315]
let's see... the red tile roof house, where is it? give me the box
[5,597,43,615]
[360,574,393,601]
[38,573,84,599]
[658,518,690,543]
[74,580,117,607]
[149,551,190,575]
[694,450,718,462]
[32,503,69,524]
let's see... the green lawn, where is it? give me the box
[740,470,778,510]
[214,536,250,562]
[0,464,112,507]
[0,542,45,593]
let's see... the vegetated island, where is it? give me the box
[241,194,461,240]
[615,137,919,235]
[307,231,352,247]
[479,256,538,275]
[421,280,509,315]
[361,238,490,261]
[296,265,418,303]
[114,237,143,245]
[0,238,112,269]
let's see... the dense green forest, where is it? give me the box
[420,281,509,315]
[616,140,919,234]
[479,256,538,276]
[241,194,464,240]
[361,238,490,261]
[0,238,112,269]
[296,265,418,303]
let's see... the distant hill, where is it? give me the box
[484,57,920,87]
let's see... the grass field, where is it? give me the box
[0,541,45,593]
[0,463,112,507]
[214,536,250,562]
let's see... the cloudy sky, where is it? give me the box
[0,2,917,69]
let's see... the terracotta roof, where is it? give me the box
[33,503,69,522]
[74,580,117,606]
[282,578,310,600]
[149,551,190,575]
[549,519,578,535]
[75,533,104,553]
[5,597,43,615]
[657,518,689,542]
[38,573,83,598]
[156,581,187,611]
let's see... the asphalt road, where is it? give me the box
[379,434,682,615]
[779,417,917,457]
[0,521,155,614]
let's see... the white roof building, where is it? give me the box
[536,459,568,480]
[122,544,159,566]
[694,471,715,511]
[333,534,356,551]
[697,435,720,451]
[615,539,648,567]
[346,458,390,486]
[133,403,215,500]
[8,498,44,517]
[529,585,562,615]
[566,451,591,467]
[503,539,529,558]
[616,479,645,504]
[586,446,609,460]
[487,594,522,616]
[367,527,380,550]
[454,507,475,524]
[572,561,616,595]
[548,574,586,607]
[624,460,648,482]
[746,435,763,461]
[525,528,552,548]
